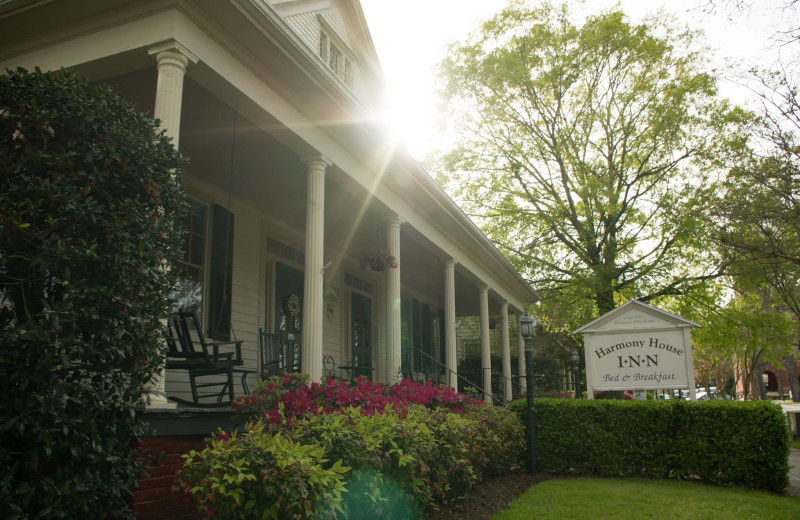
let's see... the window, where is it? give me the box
[173,201,236,341]
[329,43,340,74]
[319,28,353,87]
[175,201,206,312]
[319,33,328,60]
[401,297,439,375]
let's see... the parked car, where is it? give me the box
[688,387,721,400]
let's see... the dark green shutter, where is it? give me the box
[209,204,234,340]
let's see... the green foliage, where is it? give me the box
[183,378,524,519]
[532,355,563,393]
[0,68,186,518]
[434,0,745,330]
[509,398,790,492]
[177,422,350,520]
[297,403,523,518]
[662,286,797,400]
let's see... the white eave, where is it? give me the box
[574,300,700,335]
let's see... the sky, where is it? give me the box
[359,0,791,160]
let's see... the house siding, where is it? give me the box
[282,7,367,99]
[229,201,263,391]
[165,197,261,403]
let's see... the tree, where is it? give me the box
[434,1,744,329]
[671,286,796,400]
[702,0,800,400]
[0,68,186,518]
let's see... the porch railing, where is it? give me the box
[403,349,525,405]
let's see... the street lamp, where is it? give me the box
[571,348,582,399]
[520,312,536,474]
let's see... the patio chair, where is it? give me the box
[323,355,336,379]
[165,310,243,406]
[238,329,281,394]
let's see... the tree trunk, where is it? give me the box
[595,288,616,316]
[785,354,800,402]
[757,363,768,400]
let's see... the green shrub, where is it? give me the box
[177,422,349,519]
[0,68,186,518]
[460,404,525,478]
[293,407,426,518]
[509,398,790,492]
[182,381,525,519]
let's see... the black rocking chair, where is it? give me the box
[238,329,282,394]
[165,310,243,406]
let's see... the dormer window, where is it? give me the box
[329,43,340,74]
[318,27,353,87]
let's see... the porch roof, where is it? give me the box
[0,0,540,311]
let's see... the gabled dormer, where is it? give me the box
[269,0,383,104]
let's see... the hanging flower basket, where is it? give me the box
[359,248,398,271]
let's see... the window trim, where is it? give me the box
[176,198,210,318]
[317,15,354,87]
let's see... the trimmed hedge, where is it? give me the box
[509,398,790,493]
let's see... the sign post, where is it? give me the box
[575,300,699,400]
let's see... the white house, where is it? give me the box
[0,0,539,406]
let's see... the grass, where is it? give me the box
[491,478,800,520]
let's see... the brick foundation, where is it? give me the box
[134,435,207,520]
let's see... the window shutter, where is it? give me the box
[209,204,234,340]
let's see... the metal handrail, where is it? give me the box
[406,349,525,405]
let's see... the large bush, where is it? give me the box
[177,422,350,520]
[0,68,186,518]
[181,378,525,519]
[510,398,790,492]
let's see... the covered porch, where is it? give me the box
[0,1,539,407]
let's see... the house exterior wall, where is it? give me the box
[277,2,367,99]
[164,181,263,402]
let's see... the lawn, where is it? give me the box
[491,478,800,520]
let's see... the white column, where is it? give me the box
[301,155,331,382]
[386,217,403,381]
[517,315,527,395]
[479,285,492,404]
[145,41,196,410]
[148,41,197,147]
[501,301,512,403]
[444,258,458,390]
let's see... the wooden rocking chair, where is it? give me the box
[165,310,243,406]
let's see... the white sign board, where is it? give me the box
[575,300,699,399]
[589,330,688,390]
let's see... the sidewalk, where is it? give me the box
[781,403,800,497]
[789,448,800,497]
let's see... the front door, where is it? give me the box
[350,292,373,380]
[275,262,303,372]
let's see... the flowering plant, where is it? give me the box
[359,248,398,270]
[233,374,479,424]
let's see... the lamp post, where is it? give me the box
[520,312,536,474]
[571,348,582,399]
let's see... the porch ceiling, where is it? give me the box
[0,0,537,315]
